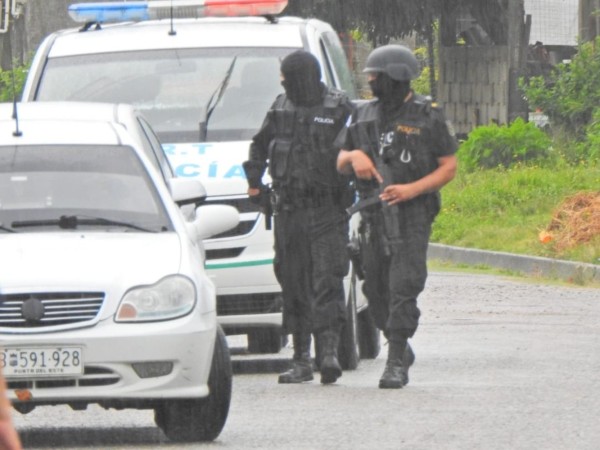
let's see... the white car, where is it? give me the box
[0,101,239,442]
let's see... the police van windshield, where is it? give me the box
[36,48,291,143]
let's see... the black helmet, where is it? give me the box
[363,45,420,81]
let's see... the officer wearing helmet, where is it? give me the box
[337,45,458,389]
[243,50,354,385]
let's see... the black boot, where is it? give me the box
[318,330,342,384]
[379,338,410,389]
[278,333,313,384]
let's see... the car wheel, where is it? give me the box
[338,270,360,370]
[357,307,381,359]
[154,325,232,442]
[247,328,283,354]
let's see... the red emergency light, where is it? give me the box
[69,0,288,23]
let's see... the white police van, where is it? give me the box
[22,0,380,364]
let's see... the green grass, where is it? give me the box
[432,162,600,265]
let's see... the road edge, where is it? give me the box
[428,243,600,283]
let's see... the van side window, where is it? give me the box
[319,40,335,88]
[322,32,357,99]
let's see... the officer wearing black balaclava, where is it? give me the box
[280,50,323,107]
[337,45,459,389]
[243,50,354,385]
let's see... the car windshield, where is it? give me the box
[0,145,172,232]
[36,48,292,143]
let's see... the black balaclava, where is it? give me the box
[280,50,324,107]
[369,72,411,117]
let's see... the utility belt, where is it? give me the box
[272,187,349,212]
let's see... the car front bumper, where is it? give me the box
[3,310,217,405]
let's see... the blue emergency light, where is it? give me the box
[68,2,150,22]
[68,0,288,23]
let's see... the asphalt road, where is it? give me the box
[12,271,600,449]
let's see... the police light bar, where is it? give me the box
[68,0,288,23]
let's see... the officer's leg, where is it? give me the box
[360,224,391,335]
[380,207,431,389]
[387,208,431,338]
[275,210,314,383]
[310,207,348,384]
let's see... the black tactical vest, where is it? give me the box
[348,94,439,186]
[267,89,350,194]
[348,95,442,223]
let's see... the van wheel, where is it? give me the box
[357,308,381,359]
[155,325,232,442]
[338,270,360,370]
[247,328,282,354]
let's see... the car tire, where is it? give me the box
[247,328,283,354]
[357,307,381,359]
[154,325,232,442]
[338,270,360,370]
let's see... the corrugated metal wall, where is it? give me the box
[439,45,510,136]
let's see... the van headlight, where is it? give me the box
[116,275,196,322]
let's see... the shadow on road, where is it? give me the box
[18,426,168,448]
[230,343,290,375]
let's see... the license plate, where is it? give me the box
[1,346,83,378]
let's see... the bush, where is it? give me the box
[458,117,552,171]
[574,108,600,163]
[0,59,30,102]
[520,37,600,134]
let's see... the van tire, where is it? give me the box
[357,308,381,359]
[247,328,283,354]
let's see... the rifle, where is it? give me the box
[345,193,382,217]
[347,235,365,280]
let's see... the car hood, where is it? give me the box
[0,233,182,292]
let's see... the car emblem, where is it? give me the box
[21,298,45,322]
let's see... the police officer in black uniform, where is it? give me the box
[337,45,458,389]
[243,50,354,385]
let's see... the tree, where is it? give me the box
[286,0,444,45]
[285,0,510,46]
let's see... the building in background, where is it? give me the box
[437,0,582,136]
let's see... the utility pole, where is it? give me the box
[507,0,528,123]
[579,0,600,42]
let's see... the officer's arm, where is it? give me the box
[337,149,383,183]
[243,110,274,193]
[381,154,457,205]
[415,154,457,193]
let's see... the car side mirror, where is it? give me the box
[168,178,207,207]
[188,204,239,241]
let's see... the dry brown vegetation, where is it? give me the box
[543,191,600,251]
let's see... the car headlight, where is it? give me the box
[116,275,196,322]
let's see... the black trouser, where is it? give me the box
[273,204,349,336]
[360,200,433,340]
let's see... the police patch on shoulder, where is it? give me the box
[396,124,421,135]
